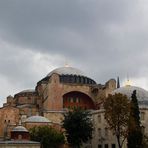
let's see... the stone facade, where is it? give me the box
[90,108,148,148]
[0,106,19,139]
[0,141,40,148]
[1,66,148,148]
[90,85,148,148]
[0,66,116,143]
[90,109,122,148]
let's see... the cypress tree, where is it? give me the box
[117,76,120,88]
[127,90,143,148]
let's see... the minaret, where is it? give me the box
[117,76,120,88]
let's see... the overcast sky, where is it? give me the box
[0,0,148,106]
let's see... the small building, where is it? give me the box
[0,125,40,148]
[11,125,30,140]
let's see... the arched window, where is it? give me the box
[71,76,75,83]
[80,77,84,83]
[78,76,81,83]
[76,77,79,83]
[60,76,64,83]
[74,75,77,83]
[64,75,68,83]
[69,75,73,83]
[84,77,87,84]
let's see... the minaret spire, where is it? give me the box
[117,76,120,88]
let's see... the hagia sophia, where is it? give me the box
[0,66,148,148]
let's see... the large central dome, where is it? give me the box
[47,67,85,77]
[37,66,96,85]
[113,85,148,108]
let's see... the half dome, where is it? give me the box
[113,85,148,108]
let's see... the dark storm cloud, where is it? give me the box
[0,0,134,54]
[0,0,148,105]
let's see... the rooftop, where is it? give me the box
[12,126,28,132]
[25,115,51,123]
[113,85,148,108]
[47,66,85,77]
[19,89,35,93]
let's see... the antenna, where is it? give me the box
[117,76,120,88]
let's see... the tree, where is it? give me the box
[104,93,130,148]
[63,108,93,148]
[29,126,65,148]
[142,134,148,148]
[127,90,143,148]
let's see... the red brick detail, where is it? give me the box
[63,91,95,109]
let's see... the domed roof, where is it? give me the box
[19,89,35,93]
[113,85,148,108]
[25,115,51,123]
[12,126,28,132]
[47,67,85,77]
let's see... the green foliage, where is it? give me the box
[29,126,65,148]
[127,90,143,148]
[142,135,148,148]
[104,93,130,148]
[63,108,93,148]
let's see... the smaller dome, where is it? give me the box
[12,126,28,132]
[25,115,51,123]
[113,85,148,108]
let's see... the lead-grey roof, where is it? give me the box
[12,126,28,132]
[113,85,148,108]
[25,115,51,123]
[47,67,85,77]
[19,89,35,93]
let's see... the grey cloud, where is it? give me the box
[0,0,148,105]
[0,0,137,54]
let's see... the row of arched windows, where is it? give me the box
[63,97,81,103]
[60,75,96,84]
